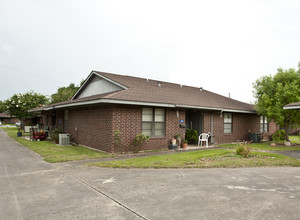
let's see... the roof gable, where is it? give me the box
[72,72,127,99]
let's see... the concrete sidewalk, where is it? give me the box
[0,129,140,220]
[1,128,300,219]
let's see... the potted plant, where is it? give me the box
[174,134,181,145]
[17,128,22,137]
[174,134,181,140]
[171,138,176,145]
[185,129,198,145]
[182,139,188,149]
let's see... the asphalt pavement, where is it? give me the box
[1,128,300,219]
[273,150,300,159]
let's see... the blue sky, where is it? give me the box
[1,0,300,103]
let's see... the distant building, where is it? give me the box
[0,113,19,124]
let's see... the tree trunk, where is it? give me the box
[284,122,290,142]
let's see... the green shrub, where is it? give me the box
[272,129,286,143]
[132,133,150,153]
[49,128,64,143]
[174,134,181,140]
[236,142,252,158]
[185,129,198,144]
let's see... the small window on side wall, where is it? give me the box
[224,113,232,134]
[260,116,268,133]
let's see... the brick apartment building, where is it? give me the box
[30,71,276,152]
[0,113,19,125]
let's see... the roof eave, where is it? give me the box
[175,104,256,114]
[41,99,256,113]
[283,106,300,110]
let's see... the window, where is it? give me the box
[142,108,165,137]
[260,116,268,133]
[224,113,232,134]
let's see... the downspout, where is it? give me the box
[210,113,213,136]
[210,113,214,144]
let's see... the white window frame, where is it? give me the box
[260,116,268,133]
[224,113,232,134]
[142,107,165,137]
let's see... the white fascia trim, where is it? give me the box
[175,104,256,114]
[52,99,175,109]
[283,106,300,110]
[44,107,54,111]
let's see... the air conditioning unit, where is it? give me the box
[59,134,70,146]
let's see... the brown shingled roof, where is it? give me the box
[283,102,300,110]
[285,102,300,107]
[0,113,10,118]
[96,71,255,112]
[32,71,256,113]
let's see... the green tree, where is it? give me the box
[253,63,300,142]
[5,91,48,119]
[0,100,5,112]
[50,81,84,104]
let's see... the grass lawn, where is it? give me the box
[1,127,111,163]
[3,127,300,168]
[290,135,300,144]
[219,136,300,151]
[86,148,300,168]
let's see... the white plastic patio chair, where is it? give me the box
[198,133,210,148]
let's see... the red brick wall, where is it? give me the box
[111,105,141,152]
[142,108,185,151]
[56,110,64,130]
[2,117,19,124]
[41,105,276,152]
[202,111,260,144]
[111,106,186,152]
[66,105,113,152]
[53,105,187,153]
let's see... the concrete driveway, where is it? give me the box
[1,129,300,220]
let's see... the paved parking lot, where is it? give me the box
[1,128,300,219]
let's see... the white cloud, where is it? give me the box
[0,0,300,102]
[1,42,14,55]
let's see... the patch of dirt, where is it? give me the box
[198,154,272,162]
